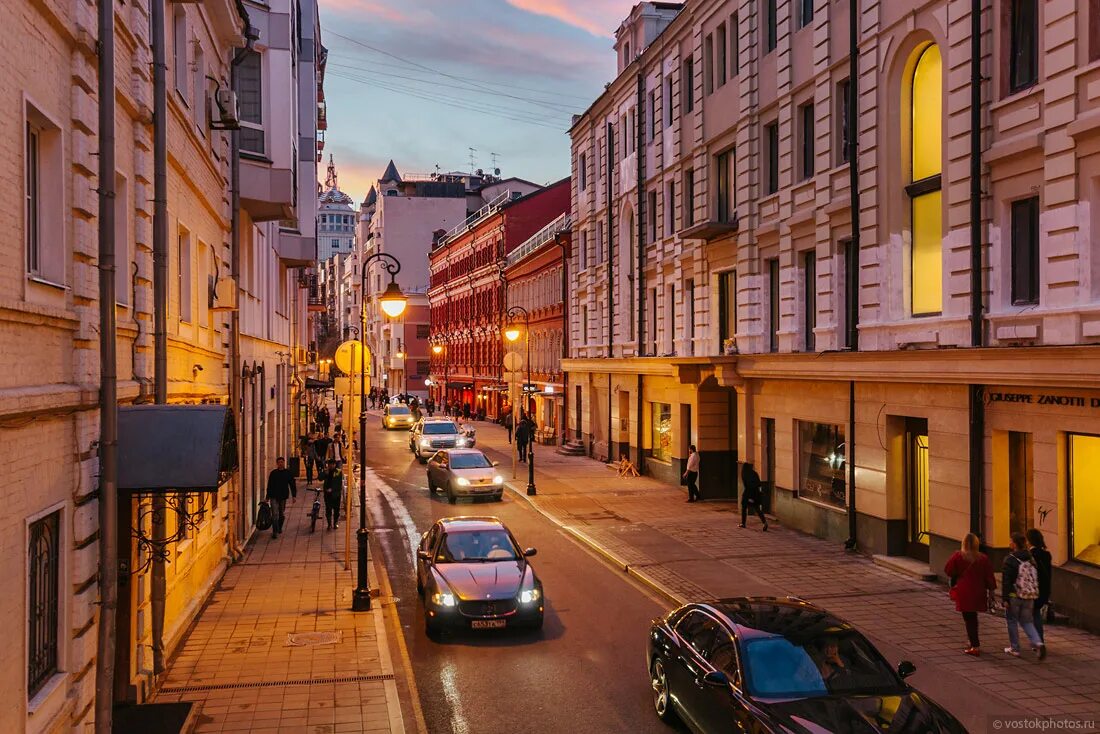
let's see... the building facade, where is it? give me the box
[427,179,569,419]
[567,0,1100,631]
[317,156,357,263]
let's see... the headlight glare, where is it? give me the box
[431,592,457,607]
[456,477,471,486]
[519,588,541,604]
[493,475,504,485]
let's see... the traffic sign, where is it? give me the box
[503,352,523,372]
[335,340,369,375]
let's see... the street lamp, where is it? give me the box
[505,305,535,496]
[432,341,449,410]
[356,251,406,612]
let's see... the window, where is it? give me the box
[581,304,589,342]
[648,190,658,243]
[666,180,676,235]
[173,7,189,101]
[28,510,60,697]
[799,103,815,179]
[716,148,735,222]
[115,174,130,305]
[765,0,778,53]
[193,43,206,130]
[238,50,264,155]
[663,284,674,354]
[25,122,40,275]
[686,279,695,355]
[716,23,728,88]
[1069,433,1100,565]
[25,109,64,283]
[841,239,857,350]
[579,152,587,191]
[803,251,817,351]
[580,229,589,270]
[704,35,714,95]
[648,90,657,140]
[837,79,852,164]
[799,0,814,28]
[907,44,943,316]
[1092,0,1100,63]
[768,259,780,352]
[416,323,431,339]
[664,75,674,127]
[416,360,430,377]
[798,421,846,509]
[718,270,737,351]
[596,224,605,262]
[178,228,192,322]
[685,169,696,226]
[1008,0,1038,92]
[652,403,672,462]
[1010,196,1040,305]
[683,56,695,112]
[764,122,779,195]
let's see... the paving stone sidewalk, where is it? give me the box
[472,420,1100,733]
[153,474,410,734]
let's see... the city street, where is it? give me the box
[360,413,680,734]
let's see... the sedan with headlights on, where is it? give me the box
[426,449,504,503]
[416,516,543,638]
[381,403,414,430]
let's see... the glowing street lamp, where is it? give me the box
[505,305,534,496]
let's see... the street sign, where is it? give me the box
[522,384,538,393]
[503,352,523,372]
[335,340,369,375]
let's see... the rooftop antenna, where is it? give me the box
[490,152,501,176]
[468,147,478,174]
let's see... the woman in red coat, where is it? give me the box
[944,533,997,656]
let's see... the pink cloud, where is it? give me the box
[504,0,627,38]
[320,0,419,25]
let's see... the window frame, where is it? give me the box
[651,402,673,463]
[716,23,728,88]
[731,13,740,77]
[716,147,736,222]
[704,34,715,95]
[237,50,266,156]
[803,250,817,351]
[718,269,737,351]
[1068,432,1100,567]
[798,0,814,29]
[683,56,695,113]
[765,0,778,53]
[768,258,780,352]
[27,508,62,700]
[837,78,852,165]
[25,121,41,276]
[684,168,696,227]
[1010,196,1040,305]
[1008,0,1039,93]
[579,152,587,191]
[799,102,815,180]
[764,122,779,195]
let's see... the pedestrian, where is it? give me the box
[1027,528,1052,643]
[313,432,332,471]
[463,402,471,421]
[265,456,297,539]
[426,397,435,417]
[1002,531,1046,660]
[331,427,345,466]
[682,444,701,503]
[321,459,343,529]
[504,410,514,444]
[515,412,532,462]
[738,462,768,531]
[944,532,996,656]
[303,431,317,485]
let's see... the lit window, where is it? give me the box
[1069,433,1100,566]
[652,403,672,463]
[907,44,943,316]
[798,422,846,509]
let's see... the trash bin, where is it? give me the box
[289,456,301,477]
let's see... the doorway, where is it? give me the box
[1008,431,1033,537]
[575,386,583,441]
[763,417,776,510]
[905,418,930,561]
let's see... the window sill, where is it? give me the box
[27,672,66,716]
[27,275,68,292]
[240,150,272,164]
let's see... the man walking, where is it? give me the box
[303,431,317,485]
[266,456,297,539]
[322,459,343,529]
[739,462,768,531]
[516,412,532,462]
[313,432,332,474]
[1002,532,1046,659]
[682,444,701,502]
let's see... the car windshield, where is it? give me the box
[741,631,900,699]
[438,530,519,562]
[449,453,492,469]
[388,406,410,415]
[423,422,459,435]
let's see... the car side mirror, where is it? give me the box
[703,671,730,688]
[897,660,916,679]
[417,550,431,561]
[523,548,537,557]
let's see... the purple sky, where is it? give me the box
[318,0,633,203]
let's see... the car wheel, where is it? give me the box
[651,658,678,724]
[425,615,442,641]
[529,614,544,631]
[417,454,428,465]
[416,573,424,596]
[427,477,436,494]
[447,488,457,505]
[494,492,503,502]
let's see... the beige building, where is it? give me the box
[567,0,1100,631]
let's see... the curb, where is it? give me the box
[504,481,686,609]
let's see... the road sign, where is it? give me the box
[503,352,523,372]
[335,340,369,375]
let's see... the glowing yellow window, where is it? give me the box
[1070,433,1100,566]
[907,43,943,316]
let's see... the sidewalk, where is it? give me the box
[472,420,1100,731]
[153,476,414,734]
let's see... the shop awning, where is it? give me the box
[118,405,237,492]
[305,377,332,389]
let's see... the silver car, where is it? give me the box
[409,418,473,463]
[426,449,504,504]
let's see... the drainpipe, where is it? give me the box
[968,0,985,536]
[635,71,646,473]
[606,121,615,463]
[94,0,119,730]
[149,0,169,678]
[844,0,861,550]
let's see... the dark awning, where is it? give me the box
[305,377,333,389]
[118,405,236,492]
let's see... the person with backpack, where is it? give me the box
[1002,531,1046,659]
[944,532,996,656]
[1027,528,1052,643]
[739,462,768,531]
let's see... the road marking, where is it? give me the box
[439,662,471,734]
[365,467,421,567]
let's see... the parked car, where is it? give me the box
[409,418,472,462]
[647,597,966,734]
[416,516,543,638]
[381,404,414,430]
[426,449,504,503]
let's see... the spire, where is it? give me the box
[380,159,401,183]
[363,186,377,207]
[325,154,338,190]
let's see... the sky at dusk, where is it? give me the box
[317,0,634,204]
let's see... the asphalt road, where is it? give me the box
[361,416,683,734]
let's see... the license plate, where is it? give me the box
[470,619,506,629]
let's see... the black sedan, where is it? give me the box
[416,517,544,638]
[647,597,966,734]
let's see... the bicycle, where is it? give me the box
[307,488,322,533]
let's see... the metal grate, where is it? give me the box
[28,511,60,697]
[159,672,395,694]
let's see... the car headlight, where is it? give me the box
[456,438,468,447]
[493,475,504,485]
[519,587,541,604]
[456,477,471,486]
[431,591,457,608]
[420,439,432,447]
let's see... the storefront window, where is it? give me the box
[798,421,846,509]
[1070,433,1100,566]
[652,403,673,463]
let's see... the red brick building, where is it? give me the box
[428,179,569,418]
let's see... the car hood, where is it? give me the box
[759,691,965,734]
[449,467,497,480]
[436,561,525,601]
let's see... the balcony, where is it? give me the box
[276,231,316,267]
[679,212,739,241]
[240,157,295,222]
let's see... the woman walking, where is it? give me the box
[1026,528,1052,644]
[738,462,768,531]
[944,533,996,656]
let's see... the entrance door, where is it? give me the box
[575,386,583,441]
[1008,431,1033,537]
[905,418,930,561]
[763,417,776,510]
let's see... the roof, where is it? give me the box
[696,598,852,643]
[363,187,377,206]
[437,516,506,532]
[117,405,235,492]
[380,160,402,183]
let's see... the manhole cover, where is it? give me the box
[285,631,343,647]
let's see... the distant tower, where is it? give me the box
[317,155,356,262]
[325,154,339,190]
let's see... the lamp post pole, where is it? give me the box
[506,306,536,496]
[355,252,407,612]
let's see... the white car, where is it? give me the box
[426,449,504,503]
[409,418,473,463]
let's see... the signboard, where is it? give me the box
[503,352,524,372]
[335,340,369,375]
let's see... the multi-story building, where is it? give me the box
[317,156,357,263]
[428,179,569,418]
[567,0,1100,631]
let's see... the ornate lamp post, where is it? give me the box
[355,252,407,612]
[505,305,535,496]
[432,341,448,406]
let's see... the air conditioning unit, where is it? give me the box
[211,277,238,311]
[214,89,240,129]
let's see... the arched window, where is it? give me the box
[907,43,943,316]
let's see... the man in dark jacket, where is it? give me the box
[313,434,332,473]
[1002,532,1045,659]
[322,459,343,529]
[266,457,297,538]
[515,413,532,462]
[739,462,768,531]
